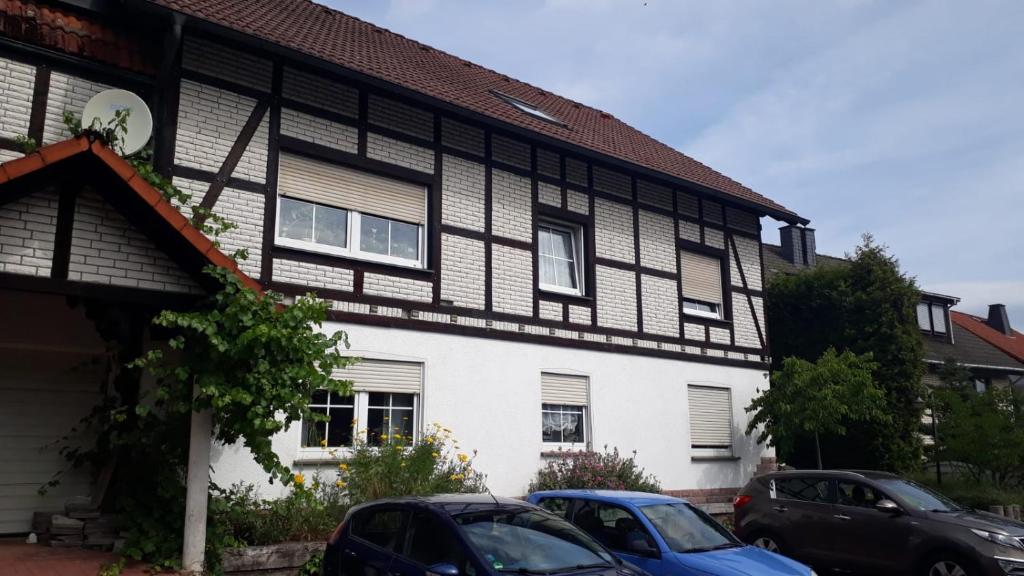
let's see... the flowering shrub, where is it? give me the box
[211,478,347,547]
[528,446,661,493]
[339,423,486,503]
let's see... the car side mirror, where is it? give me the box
[875,499,901,514]
[627,537,658,557]
[426,563,460,576]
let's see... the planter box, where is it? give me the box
[221,541,326,576]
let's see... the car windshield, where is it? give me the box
[455,508,615,574]
[640,503,740,553]
[875,479,965,512]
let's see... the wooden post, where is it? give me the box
[181,404,213,574]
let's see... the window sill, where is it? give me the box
[690,455,741,462]
[293,450,350,465]
[274,245,435,278]
[541,446,590,458]
[682,313,732,328]
[538,290,593,305]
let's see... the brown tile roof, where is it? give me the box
[146,0,803,222]
[0,136,261,292]
[952,311,1024,364]
[0,0,158,74]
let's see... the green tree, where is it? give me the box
[766,235,924,471]
[747,348,886,469]
[933,383,1024,487]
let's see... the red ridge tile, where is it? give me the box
[2,153,45,181]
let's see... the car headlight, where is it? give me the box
[971,528,1024,550]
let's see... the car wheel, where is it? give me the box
[749,531,783,554]
[922,553,973,576]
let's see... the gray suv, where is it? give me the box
[733,470,1024,576]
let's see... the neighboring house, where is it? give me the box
[0,0,805,533]
[950,306,1024,383]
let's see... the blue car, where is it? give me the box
[323,494,653,576]
[527,490,815,576]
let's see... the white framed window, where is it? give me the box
[493,91,564,125]
[688,385,734,457]
[275,152,427,269]
[538,221,585,296]
[541,372,590,449]
[680,250,724,320]
[917,301,948,335]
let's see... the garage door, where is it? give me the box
[0,348,105,534]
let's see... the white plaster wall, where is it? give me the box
[209,323,771,498]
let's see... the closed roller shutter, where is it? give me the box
[279,153,426,224]
[688,385,733,448]
[680,251,723,305]
[541,373,589,406]
[333,359,423,394]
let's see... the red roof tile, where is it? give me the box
[148,0,803,222]
[0,136,261,293]
[951,311,1024,364]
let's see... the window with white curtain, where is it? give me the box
[538,221,585,296]
[541,373,590,447]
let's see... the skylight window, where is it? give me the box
[492,91,564,126]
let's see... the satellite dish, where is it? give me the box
[81,89,153,155]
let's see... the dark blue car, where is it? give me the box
[527,490,815,576]
[323,494,652,576]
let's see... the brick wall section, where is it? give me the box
[440,118,483,156]
[0,189,57,277]
[366,132,434,173]
[638,210,675,272]
[641,275,678,337]
[596,266,636,331]
[538,181,560,207]
[440,233,485,309]
[273,258,354,292]
[709,326,730,344]
[68,191,201,293]
[367,95,433,141]
[0,149,23,163]
[539,300,562,321]
[703,227,725,250]
[592,166,630,198]
[567,190,589,215]
[182,36,272,92]
[594,199,634,263]
[491,244,533,315]
[566,157,587,186]
[176,80,268,183]
[281,108,358,153]
[732,292,761,348]
[282,67,358,117]
[491,134,531,169]
[679,220,700,243]
[171,177,263,277]
[684,322,705,341]
[537,148,560,178]
[726,207,760,233]
[664,487,739,505]
[364,273,433,303]
[44,73,112,144]
[638,180,673,210]
[0,57,34,140]
[441,155,486,231]
[568,305,591,325]
[491,169,532,242]
[732,236,763,291]
[678,192,699,217]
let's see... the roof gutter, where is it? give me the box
[923,358,1024,374]
[131,1,808,226]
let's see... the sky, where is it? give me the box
[328,0,1024,323]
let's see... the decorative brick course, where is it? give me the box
[596,265,636,331]
[491,169,532,242]
[175,80,268,183]
[281,108,358,153]
[440,233,485,309]
[491,244,532,315]
[368,95,433,141]
[641,274,678,337]
[0,189,57,277]
[366,132,433,173]
[638,210,675,272]
[282,66,358,117]
[182,35,273,91]
[441,154,486,231]
[594,198,634,263]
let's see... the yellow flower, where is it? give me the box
[401,461,407,467]
[335,480,346,488]
[457,453,469,463]
[381,434,389,441]
[450,473,464,481]
[293,473,305,486]
[338,463,348,471]
[425,436,435,445]
[319,439,328,447]
[432,451,440,458]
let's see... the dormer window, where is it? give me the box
[492,91,565,126]
[917,302,948,335]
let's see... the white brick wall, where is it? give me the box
[731,235,763,291]
[176,80,268,183]
[537,148,560,179]
[440,233,485,309]
[491,169,532,242]
[678,192,699,217]
[641,274,678,336]
[364,273,433,303]
[684,322,705,341]
[593,166,630,198]
[679,220,700,243]
[539,300,561,321]
[366,133,434,173]
[596,265,636,331]
[0,190,57,277]
[0,57,34,140]
[0,149,24,163]
[273,258,354,292]
[282,67,358,118]
[638,180,673,210]
[492,134,530,169]
[44,73,112,144]
[182,36,273,92]
[68,191,201,293]
[709,327,731,344]
[566,157,587,186]
[212,187,264,278]
[568,305,591,325]
[638,210,674,272]
[441,118,483,156]
[732,292,762,348]
[567,190,589,215]
[441,155,486,231]
[368,95,433,141]
[280,108,359,153]
[538,181,560,207]
[491,244,532,315]
[594,198,634,263]
[704,227,725,249]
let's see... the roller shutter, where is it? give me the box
[688,385,733,449]
[541,373,589,406]
[333,359,423,394]
[680,251,723,305]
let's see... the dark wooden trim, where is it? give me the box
[27,65,50,145]
[353,269,365,296]
[0,136,20,152]
[170,165,265,194]
[539,291,594,306]
[587,164,598,326]
[431,114,443,305]
[271,246,435,281]
[260,62,283,285]
[0,272,200,308]
[196,97,270,219]
[154,13,184,177]
[367,124,435,152]
[0,36,155,91]
[438,144,486,165]
[631,177,644,333]
[278,135,434,185]
[492,236,533,252]
[357,89,369,157]
[50,185,77,280]
[280,97,359,129]
[180,68,266,99]
[729,234,766,349]
[537,203,589,226]
[757,232,772,359]
[531,145,539,318]
[677,238,727,257]
[483,129,493,312]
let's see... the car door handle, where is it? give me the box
[772,505,788,512]
[833,514,852,520]
[343,548,357,557]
